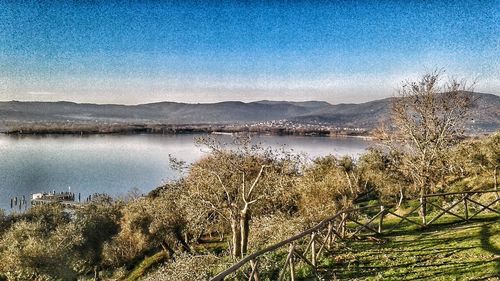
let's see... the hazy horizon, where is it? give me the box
[1,1,499,104]
[3,90,500,107]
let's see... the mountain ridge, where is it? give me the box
[0,92,498,133]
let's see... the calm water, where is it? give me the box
[0,134,372,211]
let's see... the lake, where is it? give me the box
[0,134,373,211]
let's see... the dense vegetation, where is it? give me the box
[0,131,497,280]
[0,72,498,280]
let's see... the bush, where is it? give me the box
[143,253,224,281]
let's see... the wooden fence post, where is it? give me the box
[327,222,333,249]
[311,232,316,266]
[378,205,385,234]
[420,197,427,226]
[278,244,295,281]
[249,259,260,281]
[290,254,296,281]
[464,195,469,221]
[341,213,347,238]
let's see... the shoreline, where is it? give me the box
[0,122,372,137]
[0,130,373,138]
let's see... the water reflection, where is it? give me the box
[0,134,372,210]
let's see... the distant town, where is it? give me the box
[1,120,369,136]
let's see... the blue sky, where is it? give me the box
[1,1,498,104]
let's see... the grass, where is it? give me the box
[122,237,226,280]
[124,213,499,280]
[317,214,500,280]
[123,251,167,281]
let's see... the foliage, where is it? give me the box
[72,201,122,273]
[358,148,410,205]
[102,187,187,267]
[0,130,498,280]
[248,214,305,252]
[0,205,82,281]
[298,155,368,222]
[143,253,223,281]
[449,132,500,192]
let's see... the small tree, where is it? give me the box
[72,201,121,273]
[451,132,500,197]
[0,206,83,280]
[181,136,300,259]
[385,70,474,199]
[358,148,410,207]
[102,191,188,266]
[298,155,368,223]
[470,133,500,197]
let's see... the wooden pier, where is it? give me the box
[9,191,101,211]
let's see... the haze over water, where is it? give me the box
[0,134,372,211]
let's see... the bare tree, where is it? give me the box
[385,70,474,200]
[181,136,300,259]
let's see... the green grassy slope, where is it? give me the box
[124,252,168,281]
[130,214,499,280]
[320,215,499,280]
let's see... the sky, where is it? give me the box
[0,0,499,104]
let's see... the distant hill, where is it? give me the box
[0,92,498,133]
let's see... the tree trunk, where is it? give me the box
[494,166,499,200]
[397,188,404,208]
[174,231,191,253]
[231,218,242,259]
[161,241,175,256]
[196,227,205,243]
[419,180,428,224]
[419,195,427,225]
[94,266,99,281]
[240,208,251,256]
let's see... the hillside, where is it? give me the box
[0,92,498,133]
[141,214,500,281]
[326,215,500,280]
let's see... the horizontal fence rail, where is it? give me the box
[210,190,500,281]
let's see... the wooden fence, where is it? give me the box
[210,190,500,281]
